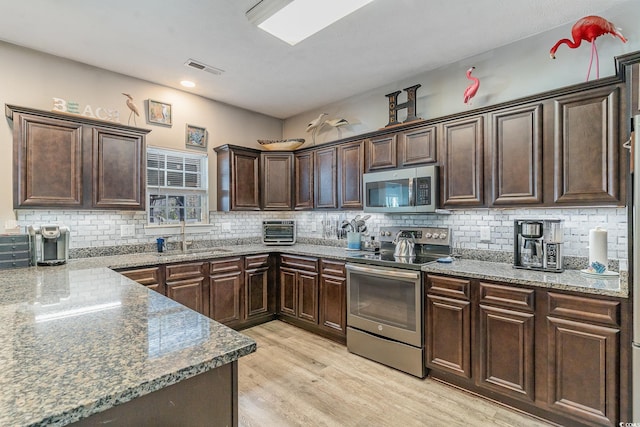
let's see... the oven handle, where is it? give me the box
[346,263,420,280]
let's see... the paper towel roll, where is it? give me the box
[588,226,608,267]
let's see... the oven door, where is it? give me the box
[346,263,422,347]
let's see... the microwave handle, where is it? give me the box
[408,177,415,206]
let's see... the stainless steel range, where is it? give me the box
[345,226,451,378]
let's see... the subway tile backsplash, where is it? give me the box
[15,207,628,265]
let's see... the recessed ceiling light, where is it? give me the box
[247,0,374,46]
[181,80,196,88]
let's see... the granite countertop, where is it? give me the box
[423,258,628,298]
[0,267,256,426]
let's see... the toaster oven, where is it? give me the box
[262,220,296,245]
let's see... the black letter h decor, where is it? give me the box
[385,84,421,127]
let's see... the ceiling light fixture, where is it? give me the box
[181,80,196,88]
[247,0,374,46]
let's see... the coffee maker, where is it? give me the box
[28,225,70,266]
[513,219,563,272]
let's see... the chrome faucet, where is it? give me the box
[180,220,192,252]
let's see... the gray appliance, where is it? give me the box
[28,225,70,266]
[513,219,563,272]
[345,226,450,378]
[262,220,296,245]
[633,114,640,422]
[363,166,438,214]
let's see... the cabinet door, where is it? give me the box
[314,146,338,208]
[425,294,471,378]
[319,274,346,336]
[630,63,640,116]
[231,149,260,210]
[366,134,397,171]
[338,140,364,209]
[400,126,436,166]
[441,116,485,206]
[13,113,83,208]
[119,266,164,294]
[297,271,319,324]
[489,104,543,206]
[546,316,619,425]
[552,85,621,205]
[210,271,243,324]
[279,267,297,317]
[166,277,207,316]
[245,267,269,319]
[261,152,293,210]
[478,305,535,402]
[92,126,145,209]
[294,151,314,210]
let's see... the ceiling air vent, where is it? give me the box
[184,59,225,75]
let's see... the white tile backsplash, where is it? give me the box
[15,206,628,261]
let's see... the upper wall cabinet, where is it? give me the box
[215,145,261,211]
[7,105,149,210]
[261,152,293,210]
[294,151,314,210]
[552,85,623,205]
[365,124,437,172]
[338,140,364,209]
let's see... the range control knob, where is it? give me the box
[425,233,432,238]
[439,233,447,239]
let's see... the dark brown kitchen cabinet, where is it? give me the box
[319,259,346,340]
[440,115,485,207]
[545,292,620,426]
[165,261,208,316]
[8,105,148,210]
[261,152,293,210]
[215,145,260,211]
[366,134,397,171]
[279,254,319,325]
[400,125,437,166]
[244,254,275,323]
[314,146,338,209]
[209,257,244,326]
[294,151,314,210]
[552,85,622,205]
[477,282,535,403]
[489,103,543,206]
[338,140,364,209]
[118,266,165,294]
[425,275,471,379]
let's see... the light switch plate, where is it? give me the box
[480,226,491,242]
[120,224,135,237]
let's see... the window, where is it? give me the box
[147,147,208,225]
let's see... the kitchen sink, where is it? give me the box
[156,248,232,258]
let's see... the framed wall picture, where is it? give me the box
[185,124,207,149]
[147,99,172,126]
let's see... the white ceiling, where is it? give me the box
[0,0,630,119]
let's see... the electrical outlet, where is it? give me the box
[120,224,135,237]
[311,221,317,232]
[480,226,491,242]
[221,222,231,232]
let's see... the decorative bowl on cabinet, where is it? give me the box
[257,138,305,151]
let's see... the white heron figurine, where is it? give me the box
[306,113,350,145]
[122,93,140,126]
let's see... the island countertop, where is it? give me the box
[0,267,256,426]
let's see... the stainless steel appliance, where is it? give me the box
[632,114,640,421]
[513,219,563,272]
[363,166,438,214]
[262,220,296,245]
[346,226,451,377]
[28,225,70,266]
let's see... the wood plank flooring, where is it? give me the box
[238,321,553,427]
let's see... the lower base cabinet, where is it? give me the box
[319,260,346,339]
[279,255,319,324]
[165,262,207,316]
[209,257,244,325]
[425,274,628,427]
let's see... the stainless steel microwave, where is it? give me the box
[262,220,296,245]
[363,165,438,213]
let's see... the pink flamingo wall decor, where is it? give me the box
[463,67,480,105]
[549,15,627,81]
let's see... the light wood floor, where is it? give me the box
[238,321,553,427]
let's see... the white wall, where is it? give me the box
[283,1,640,144]
[0,41,283,233]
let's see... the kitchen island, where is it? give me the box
[0,267,256,426]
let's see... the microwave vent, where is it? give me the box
[184,59,225,75]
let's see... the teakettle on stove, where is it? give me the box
[393,231,416,258]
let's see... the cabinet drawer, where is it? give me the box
[548,292,620,326]
[0,242,29,252]
[0,259,30,269]
[166,262,205,281]
[245,254,269,270]
[0,250,30,261]
[120,267,162,286]
[426,275,470,300]
[281,254,318,272]
[479,282,534,312]
[321,259,345,277]
[210,257,243,275]
[0,235,29,244]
